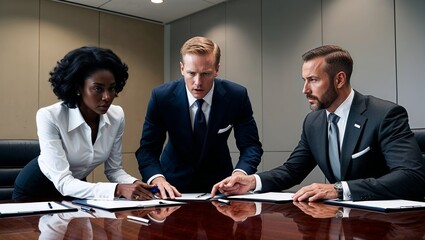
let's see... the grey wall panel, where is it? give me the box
[262,0,322,152]
[322,0,396,102]
[168,4,227,79]
[189,3,227,77]
[169,18,191,81]
[396,0,425,128]
[226,0,262,153]
[262,152,325,192]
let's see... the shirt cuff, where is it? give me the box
[147,174,165,184]
[341,181,352,200]
[93,182,118,200]
[232,169,247,175]
[253,174,262,192]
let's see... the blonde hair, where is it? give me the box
[180,36,221,67]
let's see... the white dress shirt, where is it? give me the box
[37,102,138,200]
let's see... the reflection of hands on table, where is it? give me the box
[293,201,340,218]
[148,206,181,223]
[211,201,257,222]
[115,209,152,220]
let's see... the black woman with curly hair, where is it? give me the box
[13,46,155,201]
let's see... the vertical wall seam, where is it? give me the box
[321,0,324,45]
[393,0,398,104]
[260,0,264,172]
[38,0,41,110]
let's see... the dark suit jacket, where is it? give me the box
[259,91,425,200]
[136,78,263,192]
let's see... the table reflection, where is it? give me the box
[211,200,258,222]
[38,202,180,240]
[135,201,262,240]
[262,201,425,239]
[38,203,120,240]
[4,199,425,240]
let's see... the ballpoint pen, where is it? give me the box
[196,193,208,198]
[150,186,160,194]
[81,206,96,212]
[150,185,160,199]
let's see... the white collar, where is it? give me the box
[68,105,109,132]
[186,81,215,107]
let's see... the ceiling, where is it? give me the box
[52,0,227,25]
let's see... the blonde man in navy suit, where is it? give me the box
[136,36,263,198]
[212,45,425,201]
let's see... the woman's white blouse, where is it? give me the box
[37,102,138,200]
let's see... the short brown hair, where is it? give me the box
[180,36,221,67]
[302,45,353,83]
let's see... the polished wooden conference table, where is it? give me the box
[2,198,425,239]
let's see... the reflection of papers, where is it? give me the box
[39,201,119,240]
[72,199,185,211]
[325,199,425,212]
[226,192,294,203]
[0,201,77,217]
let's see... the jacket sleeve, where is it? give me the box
[135,90,167,182]
[233,88,263,175]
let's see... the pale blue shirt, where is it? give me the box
[37,102,138,200]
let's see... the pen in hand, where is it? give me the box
[150,186,160,199]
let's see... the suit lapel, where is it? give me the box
[171,80,198,156]
[340,92,367,179]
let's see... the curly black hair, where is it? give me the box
[49,46,129,108]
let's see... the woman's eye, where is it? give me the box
[94,87,103,92]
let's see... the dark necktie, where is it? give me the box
[328,113,341,181]
[194,99,206,152]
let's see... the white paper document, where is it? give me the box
[0,201,77,217]
[226,192,294,203]
[175,193,212,201]
[324,199,425,212]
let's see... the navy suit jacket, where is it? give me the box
[136,78,263,192]
[259,91,425,200]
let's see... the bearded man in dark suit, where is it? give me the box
[212,45,425,201]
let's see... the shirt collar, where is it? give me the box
[186,81,215,107]
[68,105,110,132]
